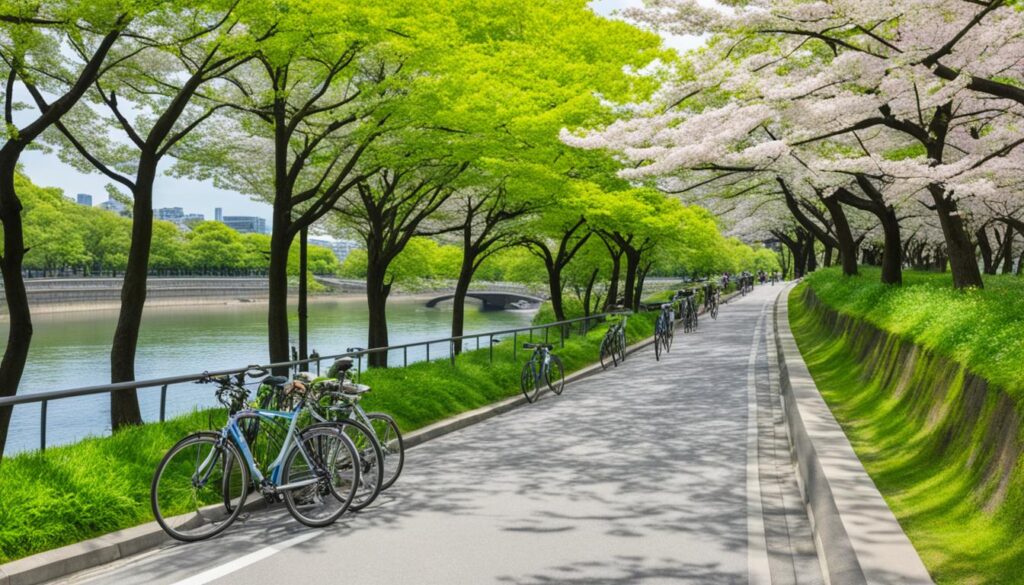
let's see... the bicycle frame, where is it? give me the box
[221,404,322,492]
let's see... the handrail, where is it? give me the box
[0,310,621,451]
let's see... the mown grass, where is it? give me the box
[802,266,1024,398]
[0,312,655,563]
[790,271,1024,584]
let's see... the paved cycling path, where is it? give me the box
[62,284,822,585]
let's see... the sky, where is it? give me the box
[18,1,701,225]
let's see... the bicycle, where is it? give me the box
[253,369,387,512]
[319,355,406,492]
[599,314,628,369]
[520,343,565,403]
[678,291,698,333]
[708,287,720,320]
[653,303,674,361]
[151,367,360,542]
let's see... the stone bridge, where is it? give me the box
[425,290,545,310]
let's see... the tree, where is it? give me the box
[0,0,137,459]
[47,0,256,428]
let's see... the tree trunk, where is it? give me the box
[109,179,153,430]
[929,186,983,288]
[822,196,858,276]
[621,250,639,311]
[822,243,834,267]
[582,268,598,317]
[879,208,903,285]
[450,256,475,354]
[298,227,308,360]
[976,227,995,275]
[365,257,391,367]
[267,221,292,373]
[0,156,33,460]
[1001,226,1015,274]
[606,249,621,309]
[805,236,818,272]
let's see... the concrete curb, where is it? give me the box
[772,284,934,585]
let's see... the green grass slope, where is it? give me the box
[790,269,1024,584]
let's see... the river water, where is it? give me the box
[3,296,536,454]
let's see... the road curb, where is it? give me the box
[772,284,933,585]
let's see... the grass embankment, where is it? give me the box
[790,267,1024,584]
[0,313,655,563]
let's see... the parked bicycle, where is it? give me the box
[599,314,628,369]
[708,286,721,320]
[653,303,674,361]
[151,368,360,542]
[520,343,565,402]
[677,290,699,333]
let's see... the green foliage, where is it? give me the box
[11,173,340,275]
[803,267,1024,396]
[0,311,655,563]
[790,277,1024,584]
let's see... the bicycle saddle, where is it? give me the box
[341,382,372,395]
[260,375,289,387]
[333,357,355,372]
[522,343,553,350]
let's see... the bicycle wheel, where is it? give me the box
[521,360,540,403]
[152,432,248,542]
[654,330,663,361]
[617,333,627,363]
[546,355,565,395]
[281,426,359,528]
[366,413,405,490]
[599,336,613,370]
[303,421,384,512]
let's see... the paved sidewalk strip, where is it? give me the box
[59,285,825,585]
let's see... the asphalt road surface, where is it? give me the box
[61,283,823,585]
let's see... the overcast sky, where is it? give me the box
[18,1,699,224]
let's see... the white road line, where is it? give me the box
[747,296,773,585]
[170,530,321,585]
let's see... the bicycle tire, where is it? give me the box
[599,337,613,370]
[302,420,384,511]
[281,426,359,527]
[546,355,565,395]
[152,432,248,542]
[365,413,405,491]
[521,360,540,403]
[654,332,662,361]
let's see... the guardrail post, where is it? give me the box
[39,400,48,451]
[159,385,168,422]
[426,343,430,362]
[403,346,408,367]
[450,341,456,366]
[489,335,494,362]
[560,324,565,348]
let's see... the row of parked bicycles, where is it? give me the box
[597,283,726,368]
[150,356,404,542]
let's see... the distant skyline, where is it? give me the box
[17,0,701,223]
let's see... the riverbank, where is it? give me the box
[789,268,1024,584]
[0,312,657,564]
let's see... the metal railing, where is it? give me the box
[0,311,619,452]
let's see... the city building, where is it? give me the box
[222,215,267,234]
[98,199,129,216]
[76,193,93,206]
[309,237,361,262]
[156,207,185,222]
[215,207,223,222]
[182,213,205,224]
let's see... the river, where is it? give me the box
[2,296,536,454]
